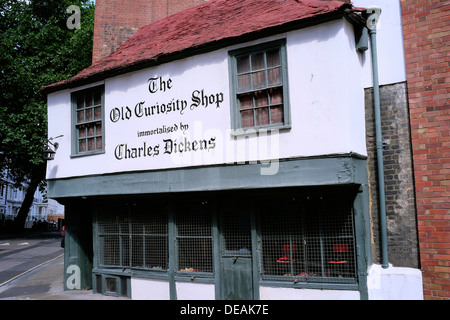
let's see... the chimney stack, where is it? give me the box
[92,0,207,63]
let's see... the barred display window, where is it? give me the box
[96,204,169,272]
[95,202,214,278]
[259,194,357,284]
[94,190,358,287]
[175,203,214,276]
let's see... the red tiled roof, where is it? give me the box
[42,0,351,93]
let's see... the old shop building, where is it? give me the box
[42,0,423,299]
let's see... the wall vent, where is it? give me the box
[93,273,130,298]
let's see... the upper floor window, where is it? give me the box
[229,40,290,130]
[71,85,104,156]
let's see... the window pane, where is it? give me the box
[176,205,211,236]
[238,74,251,92]
[178,238,213,273]
[255,107,269,126]
[96,206,132,268]
[79,139,86,152]
[237,56,250,74]
[270,87,283,105]
[94,91,102,106]
[96,136,103,150]
[130,235,167,270]
[271,106,284,124]
[85,93,93,107]
[100,235,120,266]
[240,110,254,128]
[176,203,213,274]
[268,67,282,86]
[77,96,84,109]
[77,110,84,123]
[86,108,93,121]
[88,138,95,151]
[95,123,102,135]
[144,236,168,270]
[260,202,300,278]
[239,94,253,110]
[131,236,144,267]
[120,236,130,266]
[252,71,266,89]
[255,92,268,107]
[267,49,280,68]
[78,126,86,138]
[129,206,168,270]
[87,125,95,137]
[251,52,265,70]
[221,209,252,253]
[94,107,102,120]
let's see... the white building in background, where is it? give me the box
[1,171,64,229]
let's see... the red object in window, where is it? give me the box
[277,244,297,263]
[277,256,295,263]
[333,244,349,252]
[328,244,349,264]
[282,244,297,253]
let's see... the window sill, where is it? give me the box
[174,273,215,283]
[260,279,359,291]
[71,150,105,158]
[94,267,169,280]
[230,124,291,137]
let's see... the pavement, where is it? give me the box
[0,231,129,300]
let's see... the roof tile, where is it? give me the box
[43,0,350,93]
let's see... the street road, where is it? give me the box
[0,232,127,300]
[0,232,64,295]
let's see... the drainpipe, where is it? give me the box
[366,6,389,269]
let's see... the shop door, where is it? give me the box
[219,208,255,300]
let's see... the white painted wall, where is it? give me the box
[176,282,215,300]
[131,278,170,300]
[47,18,366,180]
[367,264,424,300]
[129,278,361,300]
[130,278,215,300]
[130,271,424,300]
[260,286,360,300]
[352,0,407,87]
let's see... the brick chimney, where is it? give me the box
[92,0,207,63]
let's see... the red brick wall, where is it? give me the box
[92,0,206,63]
[400,0,450,300]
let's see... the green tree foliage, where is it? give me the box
[0,0,95,231]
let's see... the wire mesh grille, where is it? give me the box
[175,203,214,274]
[97,204,168,271]
[260,195,357,283]
[221,205,252,255]
[131,205,168,270]
[95,191,357,285]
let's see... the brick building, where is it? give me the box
[92,0,206,63]
[400,0,450,300]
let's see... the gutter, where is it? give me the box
[346,6,389,269]
[366,6,389,269]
